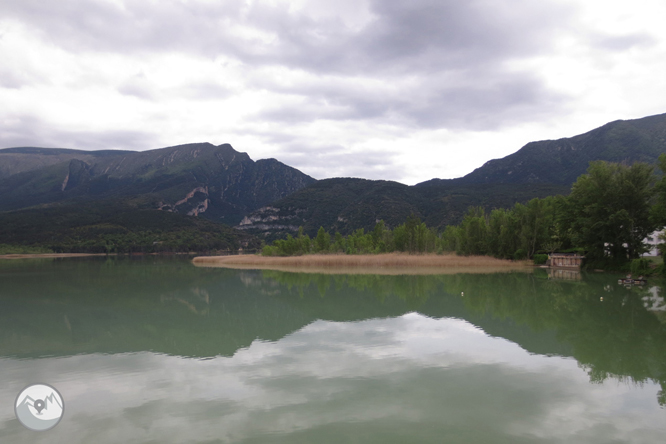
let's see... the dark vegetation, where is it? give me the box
[263,157,666,273]
[442,159,661,269]
[244,179,568,240]
[0,200,260,254]
[241,112,666,239]
[1,112,666,259]
[0,142,312,254]
[262,216,443,256]
[445,111,666,185]
[0,142,315,225]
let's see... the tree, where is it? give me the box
[333,232,345,252]
[315,226,331,253]
[393,224,408,252]
[651,153,666,228]
[487,208,516,259]
[371,221,389,253]
[515,197,559,259]
[441,225,460,252]
[404,214,421,253]
[458,207,488,255]
[564,161,656,264]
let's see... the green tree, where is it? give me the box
[404,214,421,253]
[458,207,488,255]
[371,221,389,253]
[333,232,345,252]
[297,226,312,254]
[487,208,517,259]
[651,153,666,228]
[315,226,331,253]
[563,161,656,264]
[441,225,460,252]
[514,197,559,259]
[393,224,408,252]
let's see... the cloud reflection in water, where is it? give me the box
[1,313,663,444]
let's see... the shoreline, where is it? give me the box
[0,252,202,260]
[192,253,533,275]
[0,253,109,260]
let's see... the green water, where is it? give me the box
[0,257,665,443]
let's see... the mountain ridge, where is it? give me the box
[1,112,665,246]
[440,112,666,186]
[0,142,316,225]
[239,112,666,238]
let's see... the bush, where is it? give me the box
[0,244,53,254]
[532,254,548,265]
[513,249,527,260]
[261,245,279,256]
[630,257,652,276]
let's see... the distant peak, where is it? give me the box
[164,142,215,149]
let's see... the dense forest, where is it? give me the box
[0,201,261,254]
[262,157,666,272]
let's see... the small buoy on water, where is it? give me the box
[461,292,464,297]
[600,297,604,301]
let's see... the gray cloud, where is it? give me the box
[244,0,571,130]
[345,0,567,73]
[590,32,657,51]
[253,69,566,130]
[1,0,661,183]
[0,0,601,134]
[272,143,405,181]
[174,81,232,101]
[0,0,572,72]
[0,67,43,89]
[117,73,156,100]
[0,114,154,150]
[0,0,243,55]
[117,74,232,102]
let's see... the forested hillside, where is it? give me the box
[0,200,260,254]
[0,143,315,225]
[2,112,665,253]
[240,113,666,239]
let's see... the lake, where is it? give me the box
[1,256,665,443]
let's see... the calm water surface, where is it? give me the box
[0,257,665,443]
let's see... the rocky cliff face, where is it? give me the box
[237,206,304,235]
[236,178,569,240]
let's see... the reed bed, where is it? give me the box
[192,253,532,275]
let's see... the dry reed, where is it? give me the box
[192,253,532,275]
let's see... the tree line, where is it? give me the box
[262,214,442,256]
[263,157,666,270]
[0,204,262,255]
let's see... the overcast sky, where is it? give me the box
[1,0,665,184]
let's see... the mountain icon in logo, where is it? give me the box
[15,384,65,431]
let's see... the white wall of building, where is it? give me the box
[642,229,665,257]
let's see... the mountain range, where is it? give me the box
[0,143,315,224]
[425,112,666,186]
[239,112,666,238]
[0,112,664,248]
